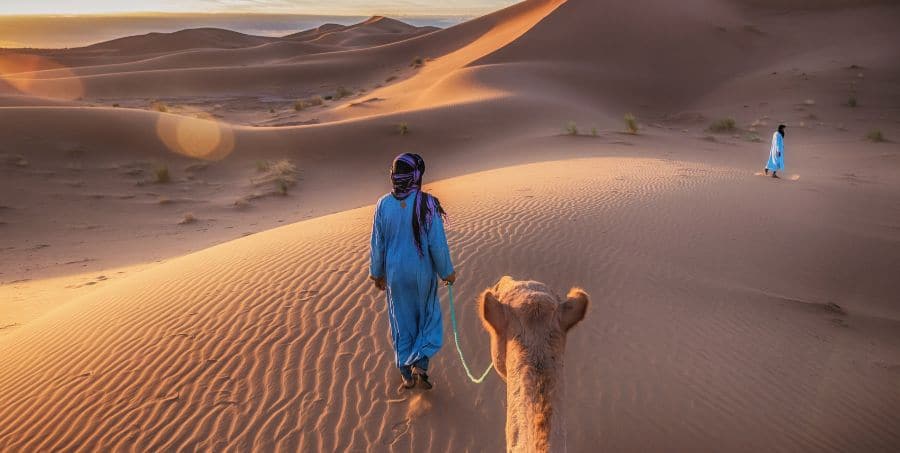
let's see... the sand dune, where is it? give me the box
[2,158,899,451]
[1,0,900,451]
[83,28,279,55]
[0,15,437,76]
[288,16,439,48]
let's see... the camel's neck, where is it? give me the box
[505,361,566,453]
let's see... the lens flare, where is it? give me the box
[156,112,235,160]
[0,54,84,100]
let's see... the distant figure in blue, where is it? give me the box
[765,124,786,178]
[369,153,456,392]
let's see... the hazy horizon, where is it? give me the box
[0,13,472,49]
[0,0,516,16]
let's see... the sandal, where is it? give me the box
[412,366,433,390]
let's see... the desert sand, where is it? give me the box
[1,0,899,451]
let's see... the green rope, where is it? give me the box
[446,283,494,383]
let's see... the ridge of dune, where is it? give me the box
[0,0,564,99]
[282,23,347,40]
[82,28,278,55]
[0,16,438,76]
[1,157,898,451]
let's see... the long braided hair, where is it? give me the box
[390,153,447,256]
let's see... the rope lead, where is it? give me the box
[446,283,494,383]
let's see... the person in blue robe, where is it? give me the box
[765,124,786,178]
[369,153,456,391]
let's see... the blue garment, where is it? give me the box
[370,190,454,370]
[766,131,785,171]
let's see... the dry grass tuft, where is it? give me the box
[397,122,410,136]
[708,118,737,133]
[866,130,885,142]
[335,86,353,99]
[178,213,196,225]
[565,121,578,136]
[150,101,168,113]
[154,164,171,183]
[624,113,638,134]
[252,159,298,195]
[233,197,251,209]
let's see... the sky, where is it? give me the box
[0,0,518,16]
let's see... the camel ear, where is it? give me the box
[560,288,589,331]
[479,290,507,337]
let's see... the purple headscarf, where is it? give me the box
[391,153,446,256]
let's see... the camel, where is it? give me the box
[478,276,589,453]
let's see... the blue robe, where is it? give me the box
[369,190,454,369]
[766,131,785,171]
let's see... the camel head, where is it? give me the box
[477,276,589,381]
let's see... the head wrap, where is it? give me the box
[390,153,446,256]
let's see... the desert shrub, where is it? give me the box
[179,213,196,224]
[252,159,298,194]
[296,96,325,110]
[397,122,409,136]
[112,103,120,108]
[385,75,398,83]
[336,86,352,99]
[847,97,858,107]
[151,101,168,113]
[624,113,638,134]
[866,130,884,142]
[411,57,424,67]
[268,159,296,176]
[565,121,578,136]
[591,127,598,137]
[269,108,275,114]
[256,160,269,172]
[154,164,171,183]
[743,132,763,143]
[708,117,736,133]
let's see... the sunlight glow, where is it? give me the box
[156,112,235,160]
[0,54,84,100]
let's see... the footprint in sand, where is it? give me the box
[384,420,410,445]
[754,172,800,181]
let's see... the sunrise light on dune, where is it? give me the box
[1,0,899,451]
